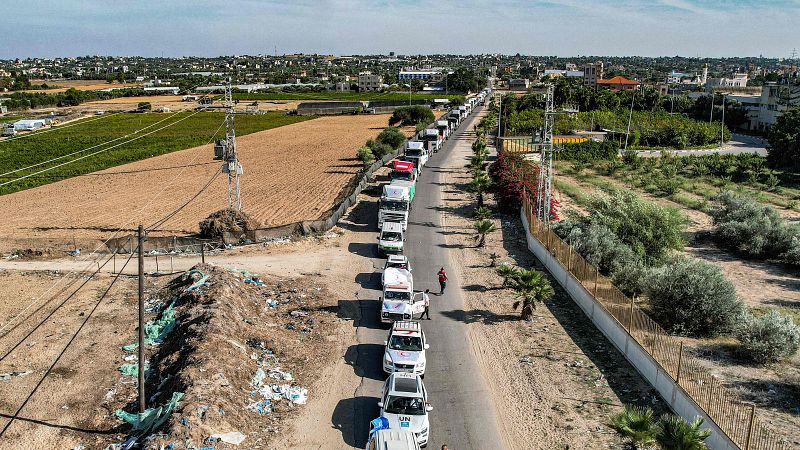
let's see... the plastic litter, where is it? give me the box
[118,362,149,377]
[114,392,183,433]
[210,431,246,445]
[183,269,210,292]
[197,405,209,418]
[289,310,308,317]
[0,370,33,381]
[245,400,272,414]
[251,367,266,389]
[122,301,178,351]
[268,368,293,381]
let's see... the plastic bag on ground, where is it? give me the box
[210,431,246,445]
[114,392,183,434]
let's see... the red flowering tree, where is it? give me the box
[489,152,560,221]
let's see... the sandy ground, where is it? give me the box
[554,166,800,445]
[0,114,392,242]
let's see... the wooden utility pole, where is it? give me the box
[137,225,146,413]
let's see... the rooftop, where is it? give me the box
[597,76,640,85]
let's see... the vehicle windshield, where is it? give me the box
[392,171,412,182]
[381,231,402,242]
[390,335,423,351]
[405,149,423,156]
[385,291,411,301]
[387,262,408,270]
[381,200,408,211]
[385,395,425,415]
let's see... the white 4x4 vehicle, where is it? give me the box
[383,321,429,376]
[379,372,432,447]
[381,255,412,286]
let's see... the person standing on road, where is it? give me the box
[418,289,431,320]
[437,267,448,295]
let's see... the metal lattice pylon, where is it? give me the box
[535,84,555,225]
[222,79,242,210]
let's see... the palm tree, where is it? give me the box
[472,206,492,220]
[509,269,554,320]
[473,219,496,247]
[657,415,711,450]
[495,264,521,288]
[468,173,492,206]
[610,406,660,449]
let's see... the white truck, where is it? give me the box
[383,320,429,376]
[378,221,405,256]
[378,373,432,447]
[421,129,441,153]
[402,141,428,172]
[379,185,411,231]
[447,109,461,128]
[435,120,450,141]
[458,105,468,120]
[1,124,16,137]
[380,270,426,324]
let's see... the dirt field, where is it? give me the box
[0,114,393,242]
[21,80,144,94]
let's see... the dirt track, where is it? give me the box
[0,114,392,241]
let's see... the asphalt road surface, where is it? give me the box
[343,106,506,449]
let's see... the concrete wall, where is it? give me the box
[519,209,739,450]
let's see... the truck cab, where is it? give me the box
[378,221,405,256]
[421,129,441,154]
[379,185,411,230]
[383,321,429,376]
[379,373,432,447]
[366,429,421,450]
[402,141,428,171]
[458,105,468,119]
[448,109,460,128]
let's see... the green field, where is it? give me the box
[0,111,314,195]
[232,91,464,102]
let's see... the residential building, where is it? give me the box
[398,68,450,81]
[333,82,351,92]
[358,72,381,91]
[583,61,604,88]
[508,79,530,91]
[705,73,748,92]
[596,76,640,92]
[728,82,800,131]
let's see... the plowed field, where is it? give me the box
[0,114,394,241]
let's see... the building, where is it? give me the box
[333,82,351,92]
[705,73,748,92]
[732,82,800,132]
[358,72,382,91]
[143,86,180,95]
[596,76,640,92]
[398,68,450,82]
[583,61,604,88]
[508,79,530,91]
[13,119,47,131]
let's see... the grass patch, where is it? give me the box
[233,91,463,102]
[554,179,589,206]
[751,306,800,324]
[0,111,314,195]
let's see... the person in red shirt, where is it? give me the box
[437,267,448,294]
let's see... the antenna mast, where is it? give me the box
[222,79,242,210]
[535,83,555,225]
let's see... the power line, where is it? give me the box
[0,108,209,188]
[0,110,129,144]
[0,112,181,179]
[0,251,134,439]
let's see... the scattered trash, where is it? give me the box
[519,356,533,365]
[289,310,308,317]
[246,400,272,414]
[268,368,293,381]
[72,444,85,450]
[197,405,209,418]
[105,388,116,401]
[124,355,138,362]
[210,431,247,445]
[118,362,149,377]
[0,370,33,381]
[183,269,210,292]
[286,324,295,330]
[251,368,266,389]
[114,392,183,434]
[266,299,279,308]
[122,301,178,351]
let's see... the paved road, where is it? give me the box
[343,106,505,449]
[636,133,767,157]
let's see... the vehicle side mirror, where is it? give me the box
[379,297,382,302]
[377,402,384,408]
[426,405,433,412]
[424,344,430,350]
[384,340,388,346]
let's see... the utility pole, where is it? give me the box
[709,93,714,123]
[623,88,636,151]
[222,79,242,210]
[536,84,555,225]
[137,225,145,413]
[720,94,726,150]
[497,93,502,142]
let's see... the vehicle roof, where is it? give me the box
[381,221,404,232]
[373,429,419,449]
[391,373,422,394]
[436,120,448,126]
[406,141,424,150]
[392,320,421,334]
[387,255,408,264]
[392,160,414,171]
[423,128,438,135]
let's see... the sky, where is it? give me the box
[1,0,798,59]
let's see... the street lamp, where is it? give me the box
[403,83,411,106]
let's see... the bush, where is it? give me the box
[375,126,406,149]
[766,108,800,170]
[609,406,660,448]
[137,101,152,111]
[369,141,393,159]
[656,415,711,450]
[645,256,744,337]
[356,146,375,169]
[584,191,687,264]
[709,190,799,262]
[736,311,800,364]
[489,151,560,219]
[199,208,260,239]
[388,105,435,127]
[559,140,620,161]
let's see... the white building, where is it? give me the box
[14,119,47,131]
[728,82,800,132]
[398,68,451,81]
[706,73,748,92]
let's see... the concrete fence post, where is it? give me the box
[745,404,756,450]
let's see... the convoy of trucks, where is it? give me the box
[368,89,490,448]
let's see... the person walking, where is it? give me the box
[418,289,431,320]
[437,267,448,295]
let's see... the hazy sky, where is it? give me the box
[2,0,798,59]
